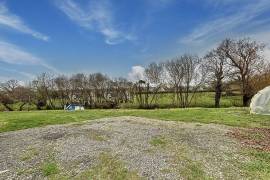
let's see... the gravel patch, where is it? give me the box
[0,116,248,179]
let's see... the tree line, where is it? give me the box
[1,38,270,111]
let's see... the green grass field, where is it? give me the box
[0,108,269,133]
[121,92,242,108]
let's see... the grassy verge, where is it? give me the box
[0,108,269,133]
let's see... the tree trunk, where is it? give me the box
[243,94,252,107]
[215,80,222,108]
[242,77,252,107]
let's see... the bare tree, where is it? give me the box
[111,78,132,104]
[70,73,86,104]
[54,75,70,108]
[89,73,111,107]
[13,86,33,111]
[250,63,270,93]
[32,73,56,109]
[181,54,205,107]
[218,38,265,106]
[133,79,147,108]
[0,93,14,111]
[144,62,164,108]
[165,57,185,107]
[0,80,19,111]
[165,55,205,108]
[204,49,229,107]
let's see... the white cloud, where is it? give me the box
[181,0,270,44]
[128,65,145,82]
[0,41,58,72]
[0,3,49,41]
[56,0,134,45]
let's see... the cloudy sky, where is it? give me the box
[0,0,270,81]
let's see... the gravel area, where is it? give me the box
[0,116,249,179]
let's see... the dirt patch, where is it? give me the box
[228,128,270,151]
[42,132,66,140]
[0,116,250,179]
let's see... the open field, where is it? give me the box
[0,108,269,133]
[0,116,269,179]
[122,92,242,109]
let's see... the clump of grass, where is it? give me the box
[76,152,141,179]
[20,147,39,161]
[150,136,167,147]
[180,160,209,180]
[241,150,270,179]
[41,162,59,176]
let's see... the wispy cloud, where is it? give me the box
[0,67,35,79]
[0,41,58,72]
[180,0,270,44]
[0,3,49,41]
[55,0,134,45]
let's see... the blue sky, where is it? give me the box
[0,0,270,81]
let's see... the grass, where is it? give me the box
[150,136,167,148]
[0,108,270,133]
[20,147,39,161]
[180,160,209,180]
[75,152,141,179]
[121,92,242,108]
[170,144,210,180]
[41,162,59,176]
[236,150,270,180]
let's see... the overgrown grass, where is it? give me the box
[0,108,269,133]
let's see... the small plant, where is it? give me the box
[41,162,59,176]
[150,136,167,147]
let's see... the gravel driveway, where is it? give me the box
[0,116,249,179]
